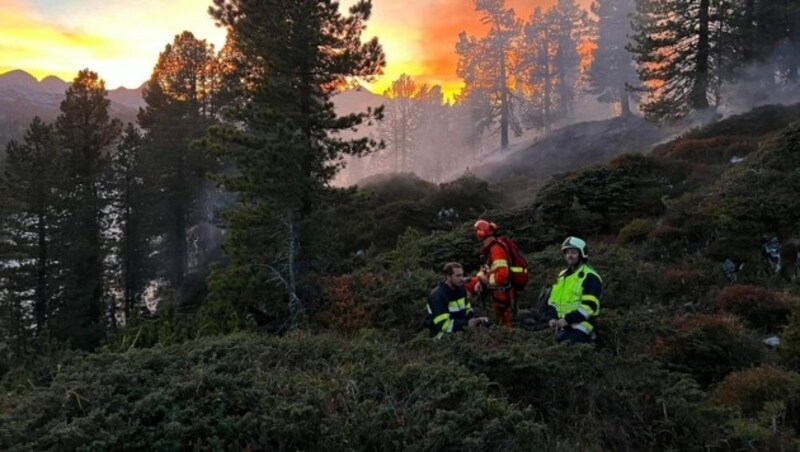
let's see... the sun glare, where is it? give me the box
[3,0,593,95]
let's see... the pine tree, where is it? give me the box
[585,0,638,116]
[138,31,219,292]
[0,118,63,355]
[738,0,799,73]
[757,0,800,85]
[108,124,154,320]
[519,7,557,131]
[551,0,588,120]
[378,74,421,173]
[628,0,737,120]
[414,84,450,181]
[54,69,121,350]
[452,86,493,159]
[203,0,385,329]
[214,33,250,115]
[456,0,522,149]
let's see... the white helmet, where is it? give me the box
[561,236,588,259]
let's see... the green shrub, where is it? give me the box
[531,154,691,241]
[0,326,751,451]
[591,243,659,310]
[656,262,718,303]
[619,218,655,243]
[316,274,377,333]
[0,333,547,451]
[358,172,436,203]
[651,136,761,165]
[711,122,800,238]
[715,285,793,331]
[715,366,800,450]
[430,331,732,451]
[730,401,800,451]
[336,173,499,253]
[780,308,800,370]
[685,103,800,139]
[714,366,800,417]
[650,314,764,387]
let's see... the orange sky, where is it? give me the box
[1,0,592,99]
[359,0,593,99]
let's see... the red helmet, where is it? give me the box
[474,219,497,240]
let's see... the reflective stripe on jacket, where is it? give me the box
[426,282,473,339]
[466,239,513,303]
[548,263,602,336]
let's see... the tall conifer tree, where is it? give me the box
[586,0,638,116]
[139,32,220,292]
[456,0,521,149]
[0,118,62,355]
[628,0,736,120]
[203,0,385,328]
[54,69,121,350]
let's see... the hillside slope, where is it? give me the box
[472,114,668,182]
[4,104,800,451]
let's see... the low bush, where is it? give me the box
[651,136,760,165]
[714,366,800,417]
[316,274,377,333]
[655,262,720,304]
[531,154,690,239]
[650,314,764,387]
[780,308,800,370]
[715,366,800,450]
[618,218,655,243]
[0,333,544,451]
[715,285,793,331]
[710,123,800,238]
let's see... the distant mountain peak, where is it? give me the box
[0,69,145,109]
[40,75,66,83]
[0,69,38,89]
[39,75,69,93]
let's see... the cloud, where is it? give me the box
[4,0,593,95]
[0,8,129,83]
[0,0,225,88]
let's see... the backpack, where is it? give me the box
[494,236,529,291]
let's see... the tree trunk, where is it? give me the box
[285,218,304,328]
[542,34,552,133]
[173,201,187,289]
[35,209,47,333]
[393,115,400,172]
[620,86,631,117]
[692,0,711,110]
[500,41,510,149]
[90,180,104,327]
[743,0,756,62]
[401,104,408,171]
[124,196,134,319]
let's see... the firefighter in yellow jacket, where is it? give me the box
[546,236,602,344]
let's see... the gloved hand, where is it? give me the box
[469,317,490,328]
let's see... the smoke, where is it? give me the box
[187,178,229,277]
[718,50,800,117]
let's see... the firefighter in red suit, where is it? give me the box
[465,219,514,327]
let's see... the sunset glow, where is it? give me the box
[1,0,591,98]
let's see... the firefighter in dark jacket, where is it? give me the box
[427,262,486,338]
[546,236,603,344]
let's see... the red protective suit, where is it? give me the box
[466,238,515,327]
